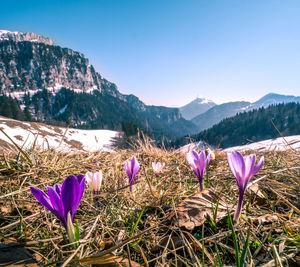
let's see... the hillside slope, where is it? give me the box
[191,101,250,131]
[175,102,300,148]
[0,115,120,152]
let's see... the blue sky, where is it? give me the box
[1,0,300,106]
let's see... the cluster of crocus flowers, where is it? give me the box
[186,150,211,191]
[124,156,140,191]
[30,175,85,230]
[227,151,264,221]
[152,161,165,177]
[85,171,103,194]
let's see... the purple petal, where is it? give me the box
[191,150,199,164]
[47,186,63,212]
[72,177,85,220]
[227,152,245,188]
[131,157,140,178]
[30,187,53,212]
[61,175,79,221]
[47,186,66,227]
[197,151,206,171]
[244,154,256,182]
[207,153,212,165]
[124,161,132,178]
[186,151,197,171]
[53,184,62,195]
[252,156,264,177]
[76,174,85,184]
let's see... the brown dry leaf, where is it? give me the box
[76,254,141,266]
[174,188,230,230]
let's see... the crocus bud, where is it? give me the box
[186,150,211,191]
[85,171,103,194]
[207,148,215,160]
[152,162,165,177]
[124,157,140,192]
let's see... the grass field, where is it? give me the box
[0,139,299,266]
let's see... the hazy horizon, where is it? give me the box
[1,0,300,107]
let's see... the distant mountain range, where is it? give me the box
[183,93,300,132]
[174,102,300,149]
[0,30,198,141]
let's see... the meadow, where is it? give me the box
[0,138,299,266]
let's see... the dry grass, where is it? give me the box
[0,139,299,266]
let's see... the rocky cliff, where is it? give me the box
[0,30,119,97]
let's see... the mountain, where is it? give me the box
[191,101,250,132]
[175,102,300,149]
[191,93,300,131]
[0,30,198,141]
[249,93,300,109]
[179,97,216,120]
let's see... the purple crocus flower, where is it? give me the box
[124,156,140,191]
[30,174,85,229]
[227,151,264,221]
[187,150,211,191]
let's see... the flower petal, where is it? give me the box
[76,174,85,184]
[47,186,66,227]
[207,153,212,165]
[252,156,264,177]
[72,176,85,220]
[124,161,132,178]
[53,184,62,195]
[61,175,79,221]
[85,171,93,183]
[186,151,197,171]
[244,154,256,182]
[196,151,206,171]
[30,187,53,212]
[131,157,140,178]
[227,152,245,187]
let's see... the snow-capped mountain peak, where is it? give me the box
[196,97,214,105]
[179,97,216,120]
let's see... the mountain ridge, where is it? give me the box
[189,92,300,131]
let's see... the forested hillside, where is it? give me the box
[175,102,300,148]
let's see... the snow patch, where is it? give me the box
[223,135,300,152]
[177,135,300,154]
[0,116,121,152]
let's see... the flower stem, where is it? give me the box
[234,191,244,222]
[199,179,204,191]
